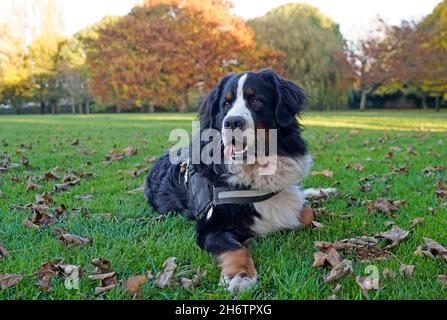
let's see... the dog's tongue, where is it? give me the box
[224,145,233,159]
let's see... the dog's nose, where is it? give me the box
[224,116,246,130]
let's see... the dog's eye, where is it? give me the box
[252,99,262,107]
[224,101,232,108]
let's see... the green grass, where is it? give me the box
[0,111,446,300]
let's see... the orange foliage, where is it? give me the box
[86,0,282,111]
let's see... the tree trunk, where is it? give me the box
[359,89,367,111]
[71,97,76,114]
[116,105,121,113]
[85,101,90,114]
[435,96,440,112]
[179,90,189,113]
[149,105,155,113]
[40,101,45,114]
[421,95,428,109]
[77,103,83,114]
[50,103,56,114]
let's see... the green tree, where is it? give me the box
[248,3,352,110]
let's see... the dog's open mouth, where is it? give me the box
[224,137,248,160]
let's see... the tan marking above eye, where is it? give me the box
[245,88,254,96]
[225,91,233,101]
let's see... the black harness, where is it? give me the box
[181,160,278,220]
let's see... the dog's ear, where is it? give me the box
[199,74,233,129]
[261,69,307,127]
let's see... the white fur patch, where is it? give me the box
[227,154,312,236]
[222,74,254,132]
[251,185,306,236]
[221,274,257,293]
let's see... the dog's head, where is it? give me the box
[199,69,308,162]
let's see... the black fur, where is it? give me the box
[145,69,308,256]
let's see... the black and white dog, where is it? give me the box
[145,69,334,292]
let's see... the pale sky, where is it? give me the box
[1,0,444,42]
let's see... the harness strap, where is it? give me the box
[212,187,278,205]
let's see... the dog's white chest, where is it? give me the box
[251,185,305,236]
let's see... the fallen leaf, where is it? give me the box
[359,182,372,193]
[71,138,80,146]
[311,169,334,178]
[322,260,353,283]
[124,275,148,297]
[439,275,447,285]
[35,192,54,206]
[35,259,64,278]
[382,268,396,279]
[0,244,9,259]
[399,264,415,277]
[123,146,138,156]
[21,156,30,167]
[350,163,364,171]
[155,257,178,288]
[144,156,158,163]
[44,171,60,181]
[25,180,42,192]
[410,217,424,227]
[91,258,111,274]
[367,198,404,214]
[0,274,23,289]
[379,226,410,248]
[312,221,325,229]
[422,166,445,175]
[54,179,81,191]
[356,275,379,298]
[312,248,341,268]
[127,186,145,195]
[56,232,92,247]
[37,275,53,292]
[89,258,117,294]
[74,194,94,202]
[436,190,447,199]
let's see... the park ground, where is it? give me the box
[0,110,446,299]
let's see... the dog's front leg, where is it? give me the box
[199,231,257,293]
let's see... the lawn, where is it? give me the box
[0,110,446,300]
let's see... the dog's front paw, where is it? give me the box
[220,272,257,293]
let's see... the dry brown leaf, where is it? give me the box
[399,264,415,277]
[123,146,138,157]
[382,268,396,279]
[410,217,424,227]
[310,169,334,178]
[322,260,353,283]
[0,244,9,259]
[25,180,42,192]
[21,156,30,167]
[38,275,53,292]
[74,194,94,202]
[54,179,81,191]
[155,257,178,288]
[91,258,111,274]
[439,275,447,285]
[367,198,404,214]
[35,192,54,206]
[312,221,324,229]
[312,252,328,268]
[350,163,364,171]
[356,275,379,298]
[359,183,372,193]
[89,259,118,294]
[0,274,23,289]
[56,233,92,247]
[124,275,148,298]
[436,190,447,199]
[379,226,410,248]
[35,259,64,277]
[144,156,158,163]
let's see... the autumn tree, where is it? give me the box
[249,3,352,110]
[0,3,33,114]
[86,0,282,112]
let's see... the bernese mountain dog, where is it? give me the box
[145,69,335,293]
